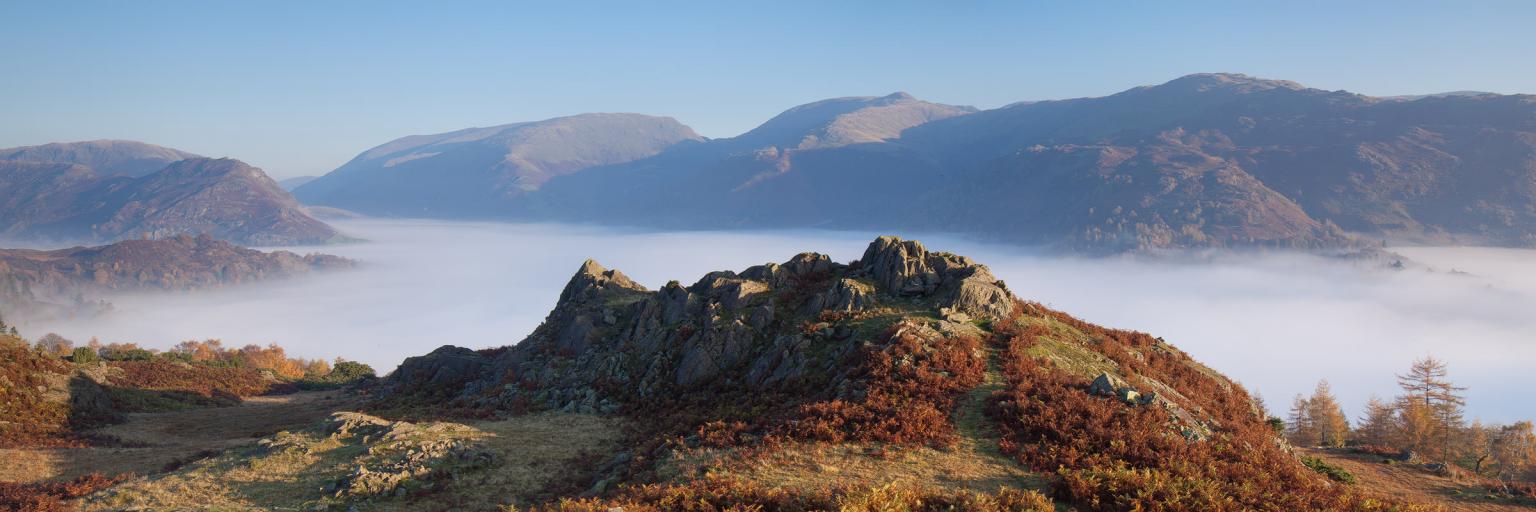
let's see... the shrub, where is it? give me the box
[1303,456,1357,484]
[295,359,377,390]
[71,346,99,364]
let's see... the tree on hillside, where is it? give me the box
[1491,422,1536,485]
[1396,356,1466,462]
[1287,394,1319,446]
[1466,421,1494,475]
[0,310,15,336]
[33,333,73,356]
[1354,395,1397,447]
[1306,380,1350,447]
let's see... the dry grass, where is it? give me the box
[0,390,355,484]
[77,412,626,511]
[662,440,1045,495]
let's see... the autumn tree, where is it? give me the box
[33,333,74,356]
[1491,421,1536,484]
[1306,380,1350,447]
[1286,394,1319,446]
[1354,395,1397,447]
[1396,356,1466,462]
[1465,421,1494,475]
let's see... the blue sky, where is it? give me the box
[2,1,1533,178]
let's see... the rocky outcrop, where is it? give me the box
[860,236,1013,320]
[379,236,1017,412]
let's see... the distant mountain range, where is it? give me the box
[0,141,342,246]
[294,113,703,216]
[294,73,1536,252]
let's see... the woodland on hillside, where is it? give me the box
[1284,356,1536,499]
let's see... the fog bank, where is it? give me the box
[22,219,1536,423]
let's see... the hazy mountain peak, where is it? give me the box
[730,92,975,150]
[295,113,702,215]
[0,139,200,177]
[1148,73,1308,95]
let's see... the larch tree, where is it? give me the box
[1396,356,1466,462]
[1286,393,1319,447]
[1306,380,1351,447]
[1354,394,1397,448]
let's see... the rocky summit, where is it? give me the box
[382,236,1017,413]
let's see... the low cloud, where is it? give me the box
[20,219,1535,423]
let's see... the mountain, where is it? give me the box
[524,74,1535,252]
[293,113,703,216]
[0,140,200,177]
[0,157,343,246]
[285,73,1535,252]
[0,234,352,318]
[277,175,317,191]
[720,91,976,151]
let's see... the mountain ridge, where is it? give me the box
[0,140,200,178]
[0,157,343,246]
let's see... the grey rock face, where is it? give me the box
[379,236,1020,413]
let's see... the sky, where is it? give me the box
[2,1,1534,179]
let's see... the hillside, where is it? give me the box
[0,140,199,178]
[293,113,703,216]
[0,157,343,246]
[0,234,352,318]
[67,236,1438,510]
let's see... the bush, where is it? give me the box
[71,346,99,364]
[1303,456,1357,484]
[295,360,376,390]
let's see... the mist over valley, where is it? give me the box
[15,218,1533,423]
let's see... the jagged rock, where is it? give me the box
[379,236,1024,413]
[861,236,942,296]
[561,259,645,305]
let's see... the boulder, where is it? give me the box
[1089,372,1124,396]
